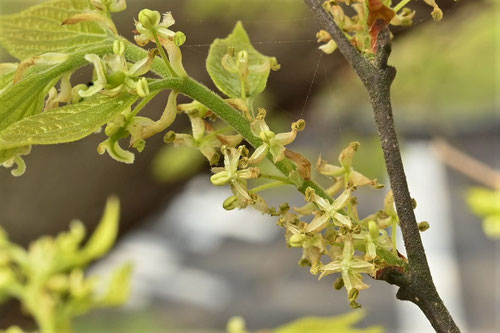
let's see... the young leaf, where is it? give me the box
[0,93,138,150]
[0,0,109,60]
[206,21,278,99]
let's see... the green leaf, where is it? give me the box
[272,311,384,333]
[81,196,120,261]
[206,21,277,98]
[0,43,113,169]
[0,93,138,150]
[0,64,17,92]
[0,0,109,60]
[0,43,113,133]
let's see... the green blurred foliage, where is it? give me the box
[152,145,205,182]
[227,311,384,333]
[184,0,305,22]
[75,310,383,333]
[0,198,131,333]
[466,188,500,239]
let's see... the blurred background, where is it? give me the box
[0,0,498,332]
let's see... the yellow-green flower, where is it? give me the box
[248,109,305,164]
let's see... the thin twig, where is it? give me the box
[431,137,500,190]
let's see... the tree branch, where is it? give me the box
[303,0,373,85]
[304,1,461,332]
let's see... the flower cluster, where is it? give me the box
[271,143,403,308]
[317,0,446,55]
[81,40,154,99]
[134,9,188,77]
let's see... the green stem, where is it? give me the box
[149,76,333,202]
[251,181,289,193]
[152,31,177,77]
[259,173,293,184]
[393,0,413,12]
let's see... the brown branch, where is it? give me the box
[304,1,461,332]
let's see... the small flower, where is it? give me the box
[319,238,374,294]
[134,10,177,46]
[390,7,416,26]
[319,40,338,54]
[305,187,353,232]
[210,146,260,201]
[80,45,154,98]
[91,0,126,13]
[248,108,305,164]
[317,142,383,189]
[423,0,443,22]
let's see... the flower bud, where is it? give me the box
[163,131,176,143]
[288,234,306,248]
[333,277,344,290]
[348,287,359,301]
[418,221,430,232]
[316,30,331,43]
[113,40,125,55]
[210,171,232,186]
[319,40,337,54]
[368,220,379,239]
[138,9,161,29]
[136,77,150,97]
[305,187,315,202]
[174,31,186,46]
[223,195,239,210]
[348,288,361,309]
[236,50,249,77]
[108,0,126,13]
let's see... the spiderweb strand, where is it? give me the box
[300,51,322,118]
